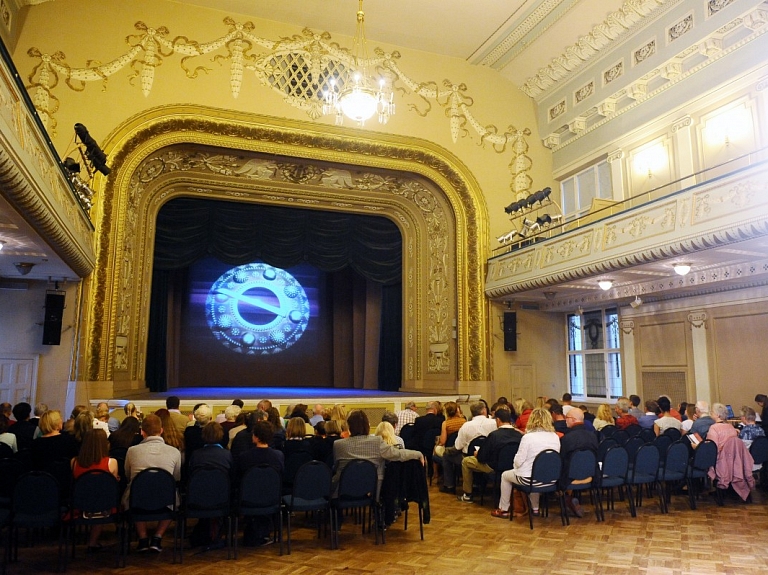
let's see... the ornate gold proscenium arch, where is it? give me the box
[81,105,489,395]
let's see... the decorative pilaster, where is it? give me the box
[620,320,637,396]
[672,116,696,189]
[607,149,625,201]
[687,311,711,403]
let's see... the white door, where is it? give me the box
[0,355,38,406]
[509,364,535,402]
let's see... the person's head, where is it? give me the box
[34,402,48,417]
[95,402,110,421]
[314,420,326,436]
[513,398,533,415]
[141,413,163,437]
[313,404,324,418]
[443,402,459,418]
[224,404,241,422]
[165,395,180,410]
[375,421,397,445]
[494,408,512,426]
[741,406,757,423]
[232,399,244,409]
[257,399,272,412]
[347,410,370,437]
[469,401,487,418]
[381,411,398,428]
[0,403,11,418]
[12,402,32,422]
[194,404,212,426]
[712,403,728,422]
[629,394,641,408]
[565,407,584,427]
[325,419,342,436]
[266,407,281,430]
[425,401,439,414]
[76,429,110,468]
[596,404,613,423]
[0,414,9,434]
[330,404,347,421]
[615,398,631,415]
[755,394,768,407]
[124,402,138,417]
[69,405,89,421]
[695,400,710,416]
[645,400,660,415]
[202,421,224,445]
[247,409,268,430]
[73,410,94,441]
[679,401,688,415]
[549,403,564,418]
[657,396,671,414]
[252,420,274,446]
[405,401,418,412]
[286,417,307,439]
[525,407,555,433]
[685,403,697,420]
[561,393,572,404]
[110,415,141,448]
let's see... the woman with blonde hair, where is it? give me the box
[30,409,79,470]
[375,421,401,448]
[593,403,616,432]
[154,408,185,454]
[514,398,534,432]
[329,404,350,438]
[493,407,560,519]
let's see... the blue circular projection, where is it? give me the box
[206,263,310,354]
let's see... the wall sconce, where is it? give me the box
[673,263,691,276]
[598,279,614,291]
[633,143,667,179]
[704,106,751,148]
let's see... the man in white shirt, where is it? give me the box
[441,401,496,494]
[561,393,575,416]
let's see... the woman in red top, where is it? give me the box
[72,429,119,551]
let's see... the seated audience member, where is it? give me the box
[236,420,284,547]
[550,403,568,437]
[220,404,242,437]
[154,408,185,456]
[394,401,419,435]
[560,394,574,416]
[309,404,325,427]
[231,410,268,461]
[0,402,12,425]
[165,396,189,435]
[704,403,738,451]
[32,402,48,427]
[332,409,423,496]
[329,404,350,438]
[96,402,120,433]
[108,415,143,459]
[493,407,561,519]
[288,404,315,436]
[30,409,79,470]
[189,421,233,474]
[678,401,689,422]
[63,405,89,436]
[123,402,142,421]
[628,395,643,419]
[592,403,615,432]
[266,407,286,450]
[184,404,217,464]
[690,401,716,442]
[71,429,119,551]
[382,414,405,448]
[282,417,312,464]
[0,414,18,453]
[653,396,682,436]
[375,421,402,448]
[739,406,765,447]
[614,398,639,430]
[755,394,768,435]
[560,406,599,518]
[228,412,247,450]
[579,405,595,424]
[458,407,522,503]
[534,397,548,409]
[514,399,534,432]
[661,395,683,422]
[10,402,37,451]
[441,401,497,494]
[638,400,660,430]
[681,403,697,433]
[123,414,182,552]
[412,401,445,448]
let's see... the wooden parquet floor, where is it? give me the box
[5,482,768,574]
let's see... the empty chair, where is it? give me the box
[598,446,629,520]
[559,449,600,525]
[597,438,618,463]
[330,459,380,549]
[511,449,563,530]
[686,440,717,510]
[657,442,688,513]
[9,471,63,569]
[625,444,660,517]
[235,464,283,557]
[179,467,232,562]
[282,460,332,554]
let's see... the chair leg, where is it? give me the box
[626,485,637,517]
[285,509,292,555]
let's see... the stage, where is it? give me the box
[93,387,478,421]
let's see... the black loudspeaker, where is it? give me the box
[42,292,65,346]
[503,311,517,351]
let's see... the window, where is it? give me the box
[560,160,612,220]
[567,307,622,401]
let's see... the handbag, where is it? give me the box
[433,445,445,457]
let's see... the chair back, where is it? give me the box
[652,435,673,463]
[662,427,682,441]
[599,425,617,439]
[71,470,120,518]
[12,471,60,527]
[624,436,645,459]
[240,464,282,512]
[291,460,332,503]
[597,438,618,462]
[601,446,629,484]
[129,467,177,513]
[749,435,768,466]
[336,459,377,506]
[527,449,561,492]
[284,450,314,486]
[495,443,518,473]
[662,442,689,477]
[564,450,597,486]
[445,431,459,448]
[186,467,231,516]
[630,444,660,483]
[690,440,717,474]
[612,430,629,444]
[0,458,25,506]
[467,436,486,457]
[399,424,416,448]
[625,424,642,438]
[639,428,656,443]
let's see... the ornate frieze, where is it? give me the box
[708,0,735,17]
[668,14,693,43]
[633,38,656,66]
[549,99,566,121]
[603,60,624,86]
[574,81,595,104]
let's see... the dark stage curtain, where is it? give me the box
[146,197,402,392]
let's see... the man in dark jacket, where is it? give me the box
[560,407,599,518]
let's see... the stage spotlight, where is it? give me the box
[74,123,111,176]
[504,200,524,214]
[630,296,642,309]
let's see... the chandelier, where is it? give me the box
[323,0,395,126]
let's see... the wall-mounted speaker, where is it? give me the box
[42,292,65,346]
[503,311,517,352]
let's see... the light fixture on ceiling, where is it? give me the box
[598,279,613,291]
[543,291,556,300]
[674,263,691,276]
[14,262,35,276]
[323,0,395,126]
[630,295,642,309]
[0,240,5,251]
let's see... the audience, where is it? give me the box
[614,398,639,430]
[638,400,659,430]
[592,403,615,432]
[441,401,496,495]
[394,401,419,435]
[165,396,189,435]
[739,406,765,447]
[0,414,17,453]
[628,395,643,419]
[654,396,681,436]
[704,403,738,451]
[9,402,36,451]
[690,401,716,442]
[375,421,401,447]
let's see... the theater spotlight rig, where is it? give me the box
[63,123,111,213]
[497,186,563,248]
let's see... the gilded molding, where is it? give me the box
[84,106,488,385]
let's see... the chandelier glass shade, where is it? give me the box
[322,0,395,126]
